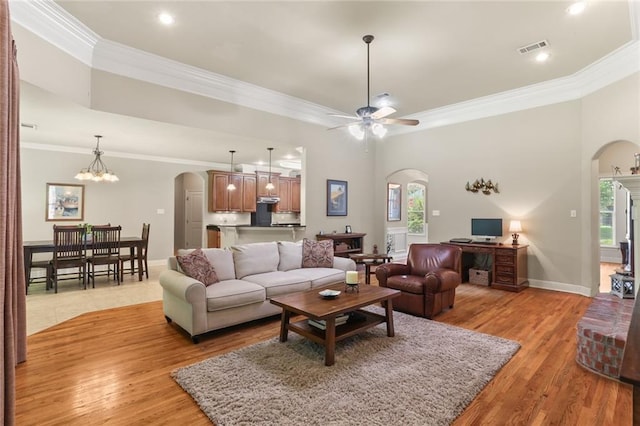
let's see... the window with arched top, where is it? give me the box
[407,182,426,235]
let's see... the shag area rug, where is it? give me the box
[172,307,520,425]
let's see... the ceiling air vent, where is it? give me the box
[517,40,548,55]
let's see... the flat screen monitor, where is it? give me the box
[471,218,503,238]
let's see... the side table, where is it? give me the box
[349,253,393,284]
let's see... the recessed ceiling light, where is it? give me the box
[567,2,586,15]
[158,12,175,25]
[536,52,550,63]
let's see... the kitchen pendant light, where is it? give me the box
[74,135,119,182]
[265,147,275,191]
[227,150,236,191]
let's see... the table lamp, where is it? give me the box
[509,220,523,245]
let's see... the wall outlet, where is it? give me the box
[570,210,577,218]
[157,208,165,215]
[432,210,440,216]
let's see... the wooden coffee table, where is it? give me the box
[270,283,400,366]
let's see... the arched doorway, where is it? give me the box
[593,140,639,294]
[174,172,205,253]
[385,169,429,260]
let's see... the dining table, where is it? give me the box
[23,236,145,285]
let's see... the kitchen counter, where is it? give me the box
[208,224,306,246]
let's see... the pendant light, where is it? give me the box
[74,135,119,182]
[227,150,236,191]
[265,147,275,191]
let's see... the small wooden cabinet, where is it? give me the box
[291,178,301,212]
[492,246,528,291]
[208,171,256,212]
[316,233,366,258]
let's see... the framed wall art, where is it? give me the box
[46,183,85,221]
[387,183,401,221]
[326,179,348,216]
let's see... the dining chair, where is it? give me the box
[27,259,53,294]
[52,225,87,293]
[88,225,122,287]
[119,223,150,281]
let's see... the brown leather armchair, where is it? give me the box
[375,243,462,319]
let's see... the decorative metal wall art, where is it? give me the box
[465,178,499,195]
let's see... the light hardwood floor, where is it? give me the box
[17,272,632,425]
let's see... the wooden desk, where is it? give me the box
[23,237,145,284]
[349,253,393,284]
[442,242,529,292]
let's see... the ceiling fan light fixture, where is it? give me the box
[349,124,365,140]
[372,123,387,138]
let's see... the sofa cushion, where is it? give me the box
[243,271,311,298]
[302,239,334,268]
[177,248,235,281]
[232,242,280,279]
[176,248,219,286]
[289,267,345,288]
[205,280,266,312]
[277,241,303,271]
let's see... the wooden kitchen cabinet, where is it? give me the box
[208,171,256,212]
[256,171,280,197]
[274,176,301,213]
[291,177,301,212]
[242,174,257,212]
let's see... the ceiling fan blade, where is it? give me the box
[371,106,396,119]
[328,113,359,120]
[327,121,363,131]
[380,117,420,126]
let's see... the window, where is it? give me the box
[599,178,615,246]
[407,183,426,235]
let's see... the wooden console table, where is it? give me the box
[442,241,529,292]
[316,233,365,258]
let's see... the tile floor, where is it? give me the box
[26,264,164,336]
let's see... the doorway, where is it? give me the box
[174,172,205,253]
[595,140,638,294]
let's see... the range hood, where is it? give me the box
[257,196,280,204]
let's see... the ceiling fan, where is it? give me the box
[329,35,419,140]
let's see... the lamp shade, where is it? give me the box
[509,220,523,233]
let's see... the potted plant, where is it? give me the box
[78,223,93,242]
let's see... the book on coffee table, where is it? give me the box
[308,314,349,330]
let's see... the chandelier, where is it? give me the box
[74,135,119,182]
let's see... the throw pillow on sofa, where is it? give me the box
[302,238,334,268]
[177,248,235,281]
[232,241,280,279]
[176,248,220,286]
[277,240,303,271]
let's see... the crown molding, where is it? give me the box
[399,40,640,133]
[92,39,340,128]
[21,142,224,168]
[9,0,97,65]
[10,0,640,134]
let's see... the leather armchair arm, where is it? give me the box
[375,263,411,287]
[424,268,461,293]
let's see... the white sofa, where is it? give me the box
[159,241,356,342]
